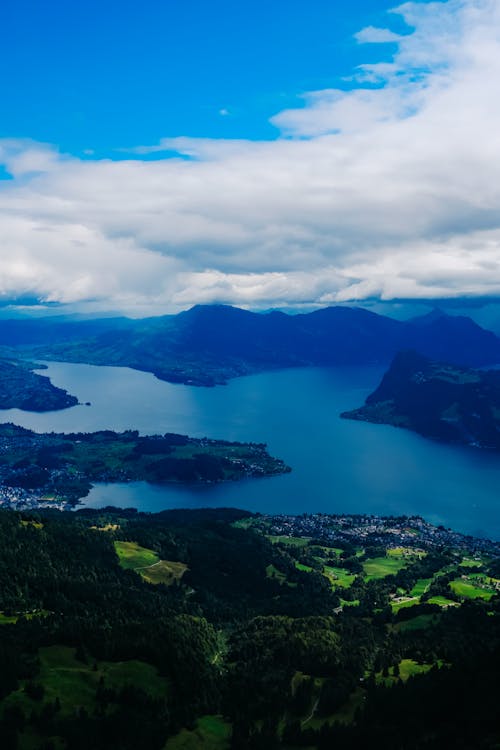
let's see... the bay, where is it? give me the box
[2,361,500,539]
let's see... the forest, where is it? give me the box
[0,507,499,749]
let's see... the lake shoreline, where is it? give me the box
[0,361,499,539]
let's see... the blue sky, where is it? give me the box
[1,0,500,316]
[2,0,399,157]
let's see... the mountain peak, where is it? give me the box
[409,307,448,325]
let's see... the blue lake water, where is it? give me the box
[2,361,500,539]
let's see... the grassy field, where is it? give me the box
[309,545,343,559]
[427,595,459,608]
[0,610,50,626]
[340,598,360,607]
[393,614,441,632]
[114,540,159,569]
[114,541,187,585]
[266,564,287,584]
[1,645,168,720]
[0,612,18,625]
[91,523,120,532]
[460,556,483,568]
[410,577,432,596]
[295,561,314,573]
[323,566,356,588]
[165,715,231,750]
[376,659,434,686]
[391,597,420,613]
[20,519,44,529]
[232,518,255,530]
[305,686,365,731]
[141,560,188,585]
[387,547,426,559]
[362,556,408,580]
[450,578,497,600]
[269,536,311,547]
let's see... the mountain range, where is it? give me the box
[2,304,500,386]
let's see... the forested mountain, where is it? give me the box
[343,350,500,449]
[0,317,132,347]
[10,305,500,386]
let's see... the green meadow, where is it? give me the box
[141,559,188,585]
[450,577,497,601]
[165,715,231,750]
[323,566,356,588]
[114,541,187,585]
[393,614,441,632]
[0,610,49,626]
[410,577,432,596]
[2,645,168,720]
[295,561,314,573]
[269,536,311,547]
[387,547,426,559]
[114,540,159,569]
[391,597,420,613]
[362,555,409,580]
[427,595,459,608]
[376,659,437,686]
[266,564,288,584]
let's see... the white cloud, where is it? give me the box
[2,0,500,313]
[354,25,403,44]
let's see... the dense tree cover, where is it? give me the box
[343,349,500,450]
[0,360,77,412]
[0,507,499,749]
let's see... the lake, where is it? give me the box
[2,361,500,539]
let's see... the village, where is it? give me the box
[262,511,500,557]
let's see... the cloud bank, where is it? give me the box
[2,0,500,313]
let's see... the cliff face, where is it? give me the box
[341,351,500,449]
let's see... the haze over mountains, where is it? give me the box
[4,304,500,387]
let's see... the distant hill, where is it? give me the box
[0,359,77,411]
[5,304,500,386]
[0,316,133,347]
[342,350,500,449]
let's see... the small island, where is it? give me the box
[0,359,78,411]
[0,424,290,508]
[342,350,500,449]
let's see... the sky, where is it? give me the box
[1,0,500,315]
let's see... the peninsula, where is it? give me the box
[0,423,290,508]
[0,359,77,411]
[342,350,500,449]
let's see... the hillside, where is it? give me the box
[0,507,499,749]
[18,305,500,386]
[342,350,500,448]
[0,359,77,411]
